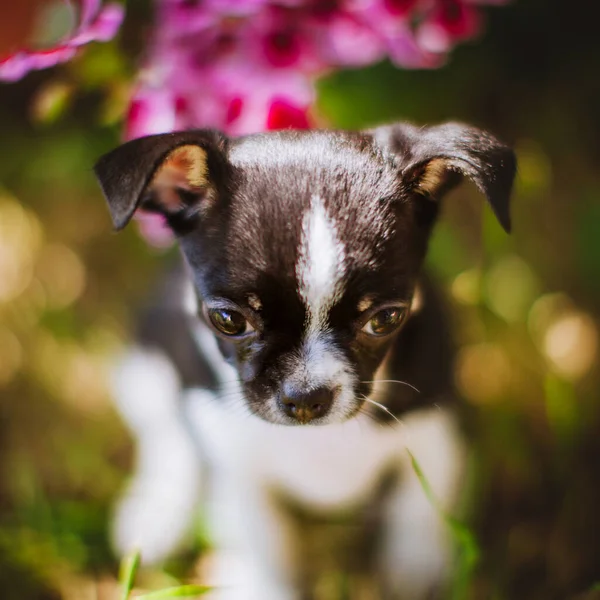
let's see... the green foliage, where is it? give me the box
[408,451,480,600]
[120,550,142,600]
[118,550,211,599]
[135,586,212,599]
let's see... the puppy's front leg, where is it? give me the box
[111,347,203,564]
[379,406,467,599]
[184,392,297,600]
[202,477,298,600]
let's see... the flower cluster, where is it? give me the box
[0,0,507,245]
[125,0,506,244]
[127,0,504,140]
[0,0,124,82]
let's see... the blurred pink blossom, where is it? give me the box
[134,211,175,249]
[129,0,508,140]
[0,0,124,82]
[417,0,481,53]
[0,0,508,246]
[127,0,508,245]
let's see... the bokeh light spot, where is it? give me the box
[515,139,552,198]
[543,312,597,380]
[0,195,43,303]
[36,243,87,310]
[484,255,539,323]
[528,293,573,346]
[451,268,481,305]
[455,343,513,404]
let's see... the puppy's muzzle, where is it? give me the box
[279,386,334,424]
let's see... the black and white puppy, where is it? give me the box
[95,122,516,599]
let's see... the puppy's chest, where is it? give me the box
[186,387,404,509]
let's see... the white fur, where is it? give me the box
[296,195,345,331]
[185,381,463,511]
[183,383,465,598]
[110,348,203,564]
[187,387,396,509]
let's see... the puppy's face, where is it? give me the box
[95,124,515,425]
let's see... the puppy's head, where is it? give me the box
[95,123,515,425]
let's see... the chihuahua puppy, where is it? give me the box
[95,122,515,599]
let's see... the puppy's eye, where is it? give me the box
[207,308,253,337]
[362,307,408,337]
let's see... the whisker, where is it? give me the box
[361,379,421,394]
[212,389,280,423]
[226,400,254,420]
[361,396,405,428]
[213,390,245,400]
[358,403,395,430]
[216,390,245,403]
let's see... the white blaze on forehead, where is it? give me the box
[296,195,346,330]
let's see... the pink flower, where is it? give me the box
[417,0,481,53]
[381,0,420,17]
[0,0,124,82]
[266,97,312,130]
[134,211,175,250]
[357,0,443,68]
[124,87,178,141]
[261,26,305,69]
[122,0,509,246]
[323,12,385,66]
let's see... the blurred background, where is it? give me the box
[1,0,600,598]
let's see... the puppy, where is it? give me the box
[94,122,516,599]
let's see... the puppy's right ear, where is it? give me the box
[94,130,229,231]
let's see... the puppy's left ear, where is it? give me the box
[373,122,517,232]
[94,130,229,232]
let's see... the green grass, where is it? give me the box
[118,550,211,599]
[408,451,480,600]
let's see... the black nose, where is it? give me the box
[279,386,334,424]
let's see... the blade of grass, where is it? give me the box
[119,549,141,600]
[407,450,480,600]
[134,584,212,598]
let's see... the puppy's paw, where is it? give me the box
[381,518,452,600]
[112,472,200,564]
[195,550,295,600]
